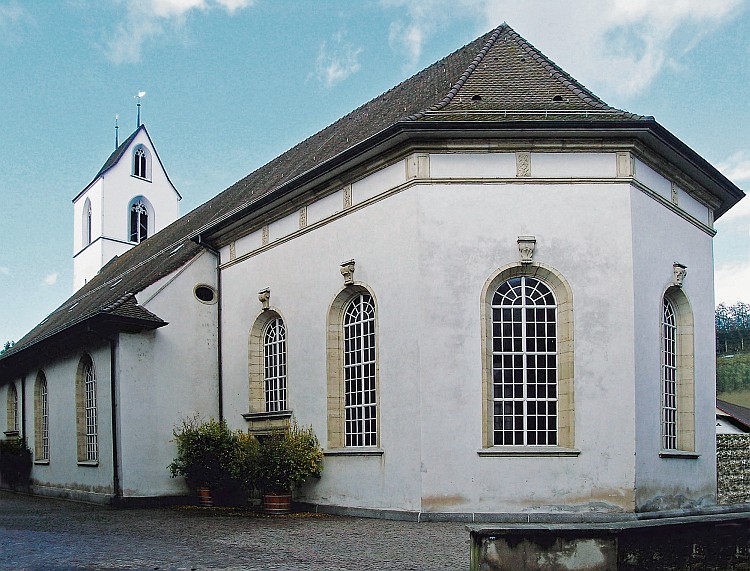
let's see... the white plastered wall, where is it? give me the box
[116,251,219,498]
[630,185,717,510]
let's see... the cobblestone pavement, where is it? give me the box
[0,492,469,570]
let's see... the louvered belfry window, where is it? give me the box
[343,293,377,447]
[129,200,148,243]
[491,276,558,446]
[263,317,287,412]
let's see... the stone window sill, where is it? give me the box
[478,446,581,457]
[3,430,19,438]
[324,448,384,457]
[242,410,293,422]
[77,460,99,467]
[659,450,700,459]
[34,459,49,465]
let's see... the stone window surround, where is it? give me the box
[131,144,152,181]
[480,262,576,454]
[659,286,696,457]
[326,282,381,452]
[75,354,99,465]
[34,371,49,464]
[6,383,18,434]
[245,307,292,436]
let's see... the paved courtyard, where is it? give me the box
[0,491,469,570]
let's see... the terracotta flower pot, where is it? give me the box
[196,486,213,507]
[263,492,292,514]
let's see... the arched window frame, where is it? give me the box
[660,287,695,454]
[326,284,379,450]
[76,354,98,463]
[6,383,19,435]
[245,309,291,435]
[83,198,92,247]
[481,263,575,452]
[128,196,153,244]
[34,371,49,462]
[132,144,152,180]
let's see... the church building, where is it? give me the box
[0,25,744,519]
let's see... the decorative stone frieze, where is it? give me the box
[343,185,352,209]
[517,236,536,264]
[516,152,531,177]
[340,259,355,285]
[261,225,269,245]
[229,241,236,261]
[672,263,687,287]
[258,288,270,310]
[299,206,307,229]
[671,182,679,206]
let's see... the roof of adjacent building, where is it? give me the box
[717,399,750,432]
[0,23,744,375]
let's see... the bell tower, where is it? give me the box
[72,123,181,290]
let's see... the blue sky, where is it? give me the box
[0,0,748,345]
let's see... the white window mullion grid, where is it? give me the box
[11,385,18,432]
[41,382,49,461]
[662,299,677,450]
[492,277,557,446]
[84,365,98,461]
[344,294,376,447]
[263,319,287,412]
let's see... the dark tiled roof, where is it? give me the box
[717,399,750,431]
[0,24,742,372]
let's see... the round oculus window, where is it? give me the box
[194,285,217,304]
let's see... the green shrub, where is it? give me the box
[168,417,259,504]
[257,420,323,493]
[0,437,32,488]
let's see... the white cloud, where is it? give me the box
[0,1,29,46]
[106,0,254,63]
[0,266,9,275]
[315,31,362,88]
[716,151,750,222]
[43,273,58,286]
[716,260,750,305]
[382,0,744,98]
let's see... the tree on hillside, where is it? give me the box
[717,302,750,354]
[1,341,14,355]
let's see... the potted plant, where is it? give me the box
[256,420,323,514]
[0,437,33,489]
[168,417,258,506]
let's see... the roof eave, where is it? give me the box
[198,119,743,243]
[0,313,166,381]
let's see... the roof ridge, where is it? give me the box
[404,24,507,122]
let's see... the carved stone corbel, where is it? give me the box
[517,236,536,264]
[258,288,271,310]
[672,263,687,288]
[340,260,355,285]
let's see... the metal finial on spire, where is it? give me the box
[115,114,119,149]
[135,91,146,127]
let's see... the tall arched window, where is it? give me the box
[83,198,92,246]
[491,276,558,446]
[129,198,149,243]
[76,355,98,462]
[482,264,575,451]
[263,318,287,412]
[661,288,695,453]
[34,372,49,461]
[6,383,18,434]
[132,145,151,180]
[343,293,377,447]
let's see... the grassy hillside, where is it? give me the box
[717,352,750,405]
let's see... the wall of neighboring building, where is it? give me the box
[116,250,219,498]
[219,149,647,515]
[630,169,717,510]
